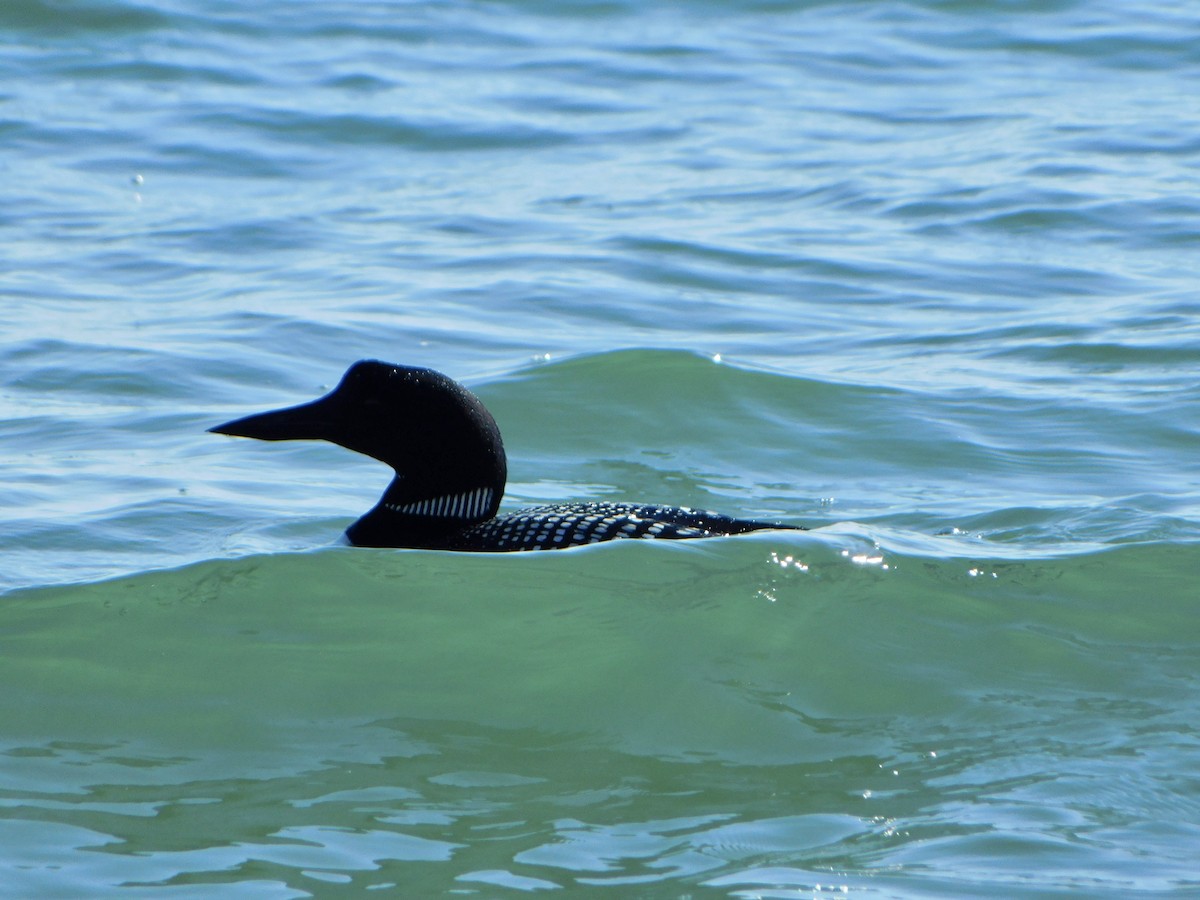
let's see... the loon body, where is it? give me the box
[210,360,800,551]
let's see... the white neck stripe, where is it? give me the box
[387,487,494,519]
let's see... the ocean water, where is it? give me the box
[2,0,1199,895]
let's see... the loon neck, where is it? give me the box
[345,477,501,548]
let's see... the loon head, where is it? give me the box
[210,360,506,547]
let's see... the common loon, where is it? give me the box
[210,360,801,551]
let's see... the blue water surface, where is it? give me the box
[1,0,1198,895]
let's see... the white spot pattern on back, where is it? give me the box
[450,501,771,551]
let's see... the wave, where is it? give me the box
[6,530,1195,754]
[3,347,1195,595]
[4,531,1196,894]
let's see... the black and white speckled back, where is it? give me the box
[448,502,789,551]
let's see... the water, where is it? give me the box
[2,0,1199,895]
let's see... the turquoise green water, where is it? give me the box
[5,539,1197,895]
[3,0,1199,895]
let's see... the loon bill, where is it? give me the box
[209,360,802,551]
